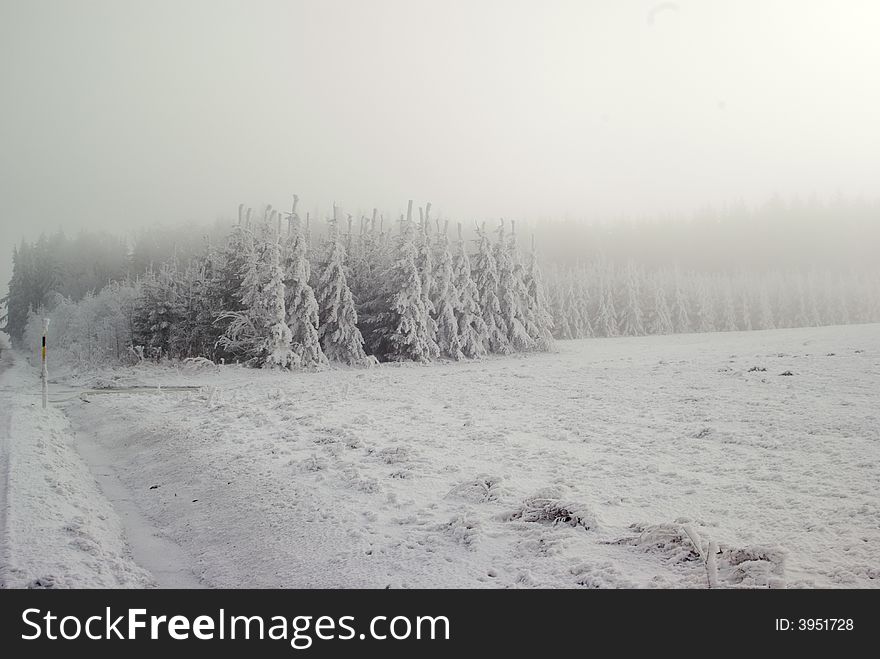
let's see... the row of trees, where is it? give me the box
[7,197,880,370]
[546,263,880,339]
[6,196,880,338]
[21,199,555,368]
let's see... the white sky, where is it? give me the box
[2,0,880,295]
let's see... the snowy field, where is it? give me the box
[2,324,879,588]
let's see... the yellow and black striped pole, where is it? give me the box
[41,318,50,409]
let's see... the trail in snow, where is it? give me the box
[0,354,153,588]
[72,428,203,588]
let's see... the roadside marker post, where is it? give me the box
[41,317,50,409]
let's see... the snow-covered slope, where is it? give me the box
[15,324,880,588]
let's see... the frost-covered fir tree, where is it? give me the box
[523,234,555,350]
[314,212,369,365]
[560,279,582,339]
[219,216,296,368]
[170,256,213,359]
[739,284,752,331]
[452,223,488,358]
[282,195,326,369]
[574,268,594,338]
[757,285,775,330]
[545,267,566,339]
[378,207,440,362]
[671,270,691,333]
[133,261,182,360]
[694,279,716,333]
[432,220,463,360]
[793,278,810,328]
[646,278,673,335]
[496,221,534,351]
[472,222,510,353]
[832,275,851,325]
[720,281,738,331]
[417,204,436,304]
[348,209,380,306]
[804,275,822,326]
[619,263,645,336]
[595,275,619,337]
[415,203,439,350]
[262,231,296,369]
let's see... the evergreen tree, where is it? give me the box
[283,196,326,368]
[415,203,439,350]
[720,281,738,331]
[262,230,296,369]
[739,283,753,331]
[694,279,716,332]
[646,278,673,335]
[560,279,582,339]
[619,263,645,336]
[314,215,369,365]
[671,270,691,333]
[496,221,534,351]
[471,222,510,353]
[218,220,278,365]
[758,285,776,330]
[133,261,181,360]
[432,221,464,360]
[595,274,619,337]
[522,234,555,350]
[452,223,488,359]
[379,206,439,362]
[574,268,594,338]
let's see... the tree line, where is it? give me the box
[4,196,879,369]
[546,262,880,339]
[15,199,554,368]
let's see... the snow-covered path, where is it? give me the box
[72,430,203,587]
[53,324,880,588]
[0,353,152,588]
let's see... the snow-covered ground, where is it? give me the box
[4,324,879,588]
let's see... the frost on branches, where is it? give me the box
[472,222,510,354]
[282,195,326,369]
[381,205,440,363]
[496,220,535,351]
[452,223,488,359]
[17,195,867,372]
[314,211,370,366]
[432,220,464,360]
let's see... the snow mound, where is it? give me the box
[182,357,216,371]
[612,522,702,564]
[724,545,787,588]
[445,474,506,503]
[570,561,637,588]
[613,522,787,588]
[502,487,597,530]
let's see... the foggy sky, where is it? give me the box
[2,1,880,299]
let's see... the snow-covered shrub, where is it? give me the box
[21,281,141,369]
[503,488,597,530]
[723,545,787,589]
[611,522,703,564]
